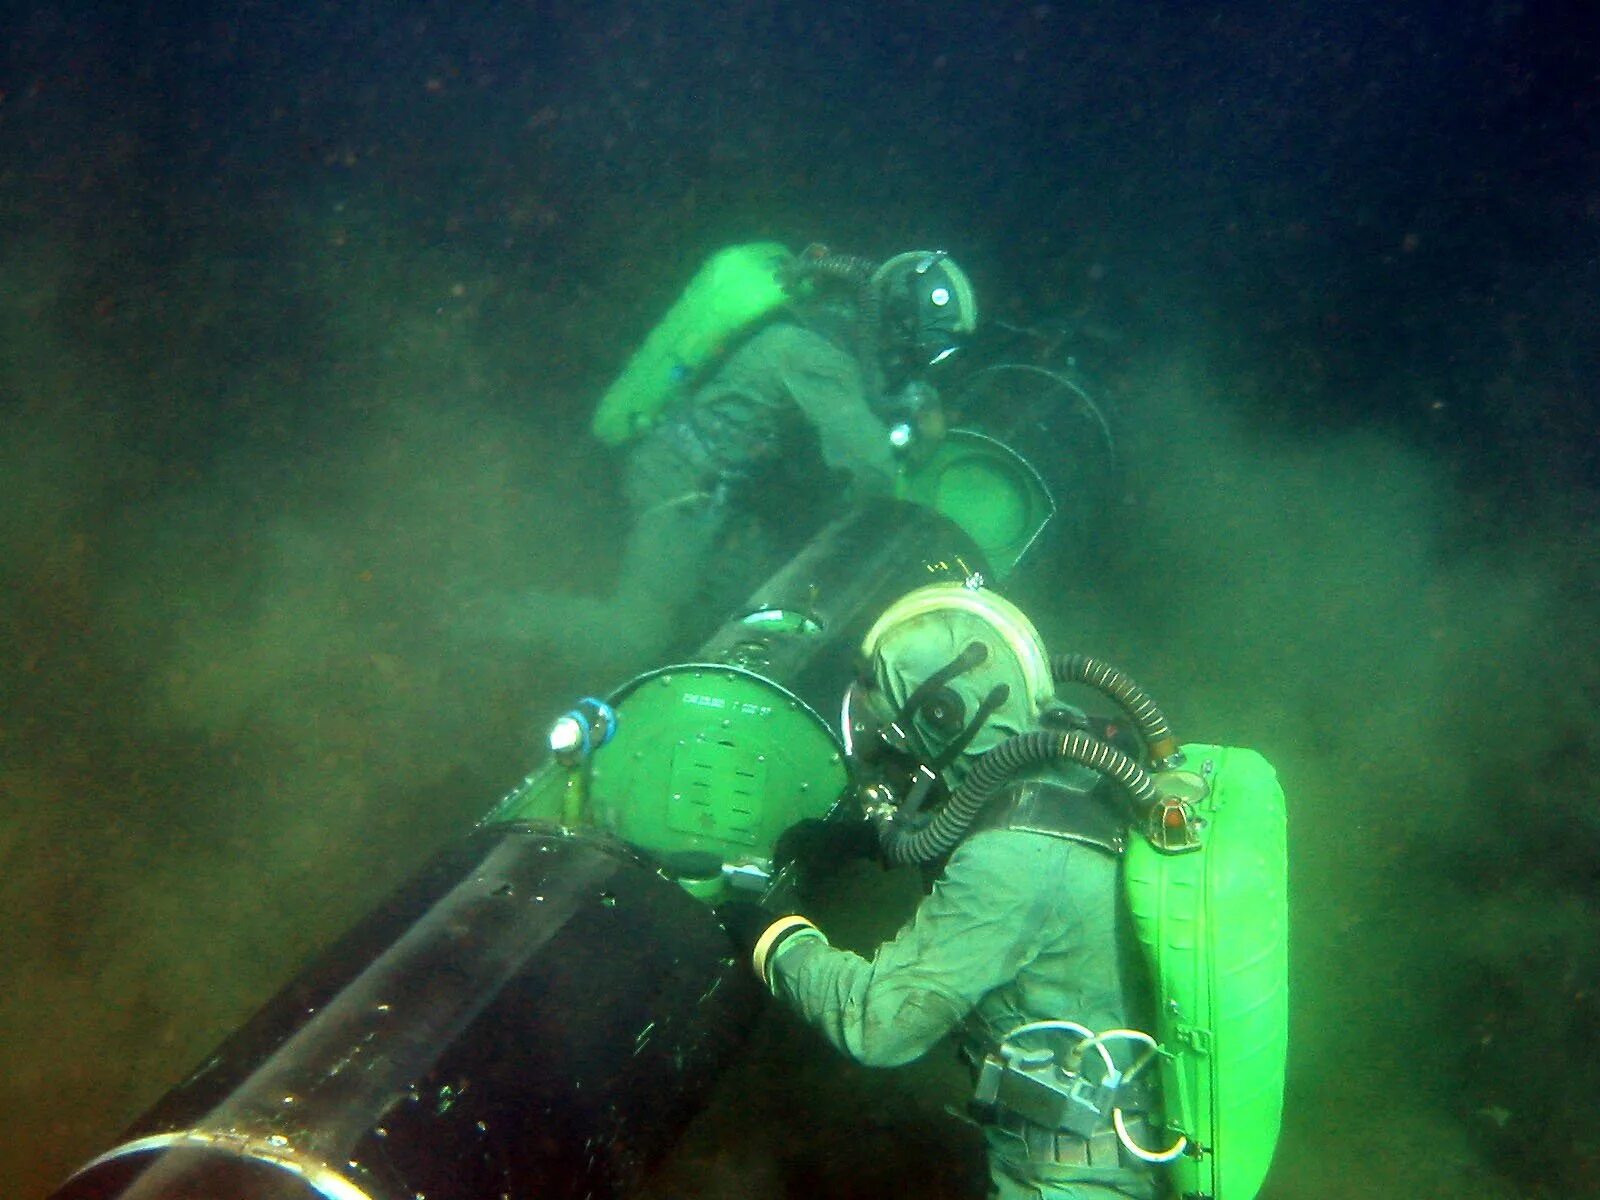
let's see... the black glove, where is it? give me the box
[716,898,777,964]
[772,818,880,887]
[716,898,822,987]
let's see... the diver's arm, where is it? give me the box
[767,325,898,492]
[764,829,1056,1068]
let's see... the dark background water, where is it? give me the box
[3,2,1598,1197]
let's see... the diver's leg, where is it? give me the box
[446,489,723,677]
[599,490,725,660]
[447,424,723,665]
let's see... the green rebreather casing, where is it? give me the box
[591,242,796,446]
[1123,744,1288,1200]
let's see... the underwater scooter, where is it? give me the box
[47,395,1064,1200]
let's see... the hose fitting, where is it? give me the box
[1050,654,1181,767]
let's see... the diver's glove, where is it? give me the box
[883,380,946,467]
[772,818,880,891]
[716,899,774,962]
[715,899,825,989]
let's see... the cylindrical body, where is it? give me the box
[570,502,989,867]
[699,498,990,712]
[52,501,994,1200]
[51,826,762,1200]
[944,363,1118,568]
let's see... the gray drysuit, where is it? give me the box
[620,320,895,598]
[767,819,1162,1200]
[495,320,895,671]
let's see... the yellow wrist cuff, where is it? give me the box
[752,914,819,983]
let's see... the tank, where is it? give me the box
[1123,744,1289,1200]
[894,429,1056,578]
[492,500,990,890]
[591,242,795,445]
[47,412,1072,1200]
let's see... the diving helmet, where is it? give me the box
[872,251,979,367]
[845,581,1052,777]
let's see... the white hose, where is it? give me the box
[1113,1107,1189,1164]
[1002,1020,1190,1163]
[999,1019,1117,1077]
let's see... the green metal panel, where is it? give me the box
[896,430,1054,578]
[665,733,767,846]
[1124,744,1288,1200]
[587,665,846,863]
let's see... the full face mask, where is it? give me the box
[872,251,979,368]
[843,582,1053,790]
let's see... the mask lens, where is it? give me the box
[919,687,966,737]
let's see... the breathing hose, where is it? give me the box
[791,250,887,405]
[879,728,1159,865]
[793,252,877,288]
[1050,654,1180,766]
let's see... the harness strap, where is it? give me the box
[973,776,1128,856]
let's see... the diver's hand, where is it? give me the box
[715,899,823,987]
[716,899,779,969]
[913,394,948,445]
[772,818,880,893]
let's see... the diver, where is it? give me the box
[480,244,979,673]
[722,581,1172,1200]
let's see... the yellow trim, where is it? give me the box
[752,914,819,982]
